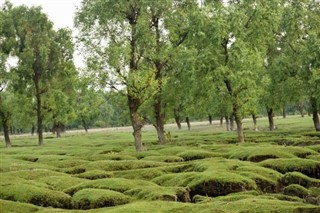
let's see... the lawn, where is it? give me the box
[0,115,319,212]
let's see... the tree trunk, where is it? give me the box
[282,106,286,118]
[252,114,258,131]
[154,99,166,145]
[208,115,212,125]
[225,116,230,131]
[31,124,35,136]
[34,77,43,146]
[82,119,88,133]
[267,108,275,131]
[220,117,223,126]
[235,113,244,143]
[186,117,191,131]
[298,103,304,117]
[174,109,182,130]
[128,96,144,152]
[54,122,63,138]
[310,98,320,131]
[2,119,11,148]
[230,113,235,131]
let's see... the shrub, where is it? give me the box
[72,188,130,209]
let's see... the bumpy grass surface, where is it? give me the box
[0,115,320,212]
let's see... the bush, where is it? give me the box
[72,188,130,209]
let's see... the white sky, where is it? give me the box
[1,0,85,67]
[3,0,81,29]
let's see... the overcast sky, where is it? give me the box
[1,0,85,67]
[3,0,81,29]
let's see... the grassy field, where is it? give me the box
[1,115,320,212]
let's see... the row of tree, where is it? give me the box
[1,0,320,151]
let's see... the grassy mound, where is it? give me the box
[259,158,320,178]
[65,178,158,195]
[177,150,216,161]
[141,155,184,163]
[72,188,130,209]
[0,199,39,213]
[38,176,90,191]
[283,184,309,198]
[75,169,114,180]
[80,160,165,171]
[280,172,320,188]
[124,186,190,202]
[114,167,166,180]
[0,183,71,208]
[153,171,256,198]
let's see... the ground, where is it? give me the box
[0,115,319,212]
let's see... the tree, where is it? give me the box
[76,0,159,151]
[10,5,56,145]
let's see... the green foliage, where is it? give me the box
[0,199,39,213]
[72,188,131,209]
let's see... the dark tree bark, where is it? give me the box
[34,78,44,146]
[267,108,275,131]
[186,117,191,131]
[225,115,230,131]
[220,117,223,126]
[31,124,35,136]
[234,112,244,143]
[174,109,182,130]
[230,113,235,131]
[310,97,320,131]
[297,103,304,117]
[252,114,258,131]
[208,115,212,125]
[82,119,88,133]
[154,99,166,145]
[128,97,144,152]
[2,118,11,148]
[282,106,286,118]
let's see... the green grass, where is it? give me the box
[0,115,320,212]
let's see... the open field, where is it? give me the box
[1,115,320,212]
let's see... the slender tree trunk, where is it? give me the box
[34,76,43,146]
[310,98,320,131]
[208,115,212,125]
[31,124,35,136]
[225,116,230,131]
[186,117,191,131]
[154,98,166,145]
[298,103,304,117]
[2,119,11,148]
[267,108,275,131]
[174,109,182,130]
[220,116,223,126]
[232,103,244,143]
[230,113,235,131]
[82,119,88,133]
[128,96,144,152]
[282,106,286,118]
[252,114,258,131]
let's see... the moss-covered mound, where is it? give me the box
[38,176,90,191]
[259,158,320,178]
[153,171,256,198]
[65,178,158,195]
[72,188,130,209]
[0,199,39,213]
[74,169,114,180]
[0,183,71,208]
[280,172,320,188]
[124,186,190,202]
[283,184,309,198]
